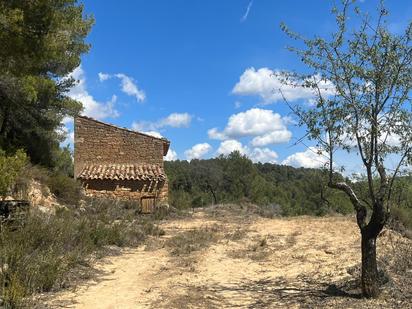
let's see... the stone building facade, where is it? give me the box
[74,116,170,213]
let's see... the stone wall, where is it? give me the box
[82,179,168,205]
[74,116,168,177]
[74,116,169,205]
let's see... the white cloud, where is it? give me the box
[158,113,192,128]
[59,125,74,148]
[98,72,146,102]
[66,131,74,145]
[115,73,146,102]
[232,67,335,104]
[216,140,278,163]
[208,108,292,146]
[131,126,165,140]
[251,130,292,147]
[249,147,278,163]
[131,121,145,132]
[217,140,248,156]
[282,116,297,125]
[208,128,227,140]
[282,147,328,168]
[383,133,401,147]
[336,116,403,150]
[98,72,110,81]
[164,148,178,161]
[132,112,192,132]
[62,116,73,126]
[142,130,163,138]
[68,66,119,120]
[184,143,212,160]
[241,0,253,22]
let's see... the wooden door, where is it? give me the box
[141,197,155,213]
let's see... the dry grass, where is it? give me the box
[0,198,165,308]
[224,227,247,241]
[42,207,412,309]
[227,232,299,262]
[158,285,223,309]
[165,224,221,256]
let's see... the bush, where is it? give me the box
[0,198,164,308]
[169,190,192,209]
[191,196,203,209]
[46,172,82,205]
[12,163,83,206]
[389,206,412,233]
[256,203,283,218]
[0,149,28,196]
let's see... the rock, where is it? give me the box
[26,180,61,214]
[0,263,9,274]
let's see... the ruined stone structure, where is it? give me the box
[74,116,170,213]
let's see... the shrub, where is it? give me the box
[0,149,28,196]
[52,146,74,177]
[191,195,203,209]
[12,163,83,206]
[169,190,192,209]
[389,206,412,234]
[0,198,164,308]
[46,172,82,205]
[256,203,283,218]
[12,165,46,199]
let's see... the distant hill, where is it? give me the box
[165,152,412,219]
[165,152,353,216]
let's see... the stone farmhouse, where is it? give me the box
[74,116,170,213]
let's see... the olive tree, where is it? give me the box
[280,1,412,297]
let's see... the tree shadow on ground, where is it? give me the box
[201,275,363,309]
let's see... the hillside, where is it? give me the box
[44,205,411,309]
[165,154,412,221]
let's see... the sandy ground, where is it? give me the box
[44,207,411,309]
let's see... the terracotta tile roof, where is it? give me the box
[78,164,166,181]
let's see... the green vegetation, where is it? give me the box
[166,152,412,229]
[0,150,28,196]
[166,152,412,231]
[0,0,410,305]
[166,152,412,232]
[0,198,164,308]
[0,0,93,167]
[165,151,353,216]
[390,207,412,231]
[281,0,412,297]
[45,172,82,205]
[0,149,409,307]
[12,160,81,206]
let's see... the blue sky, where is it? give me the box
[64,0,412,172]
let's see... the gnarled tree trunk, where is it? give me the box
[330,180,387,298]
[361,230,379,298]
[359,201,387,298]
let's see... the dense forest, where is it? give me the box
[165,151,412,218]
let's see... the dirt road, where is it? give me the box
[46,207,411,308]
